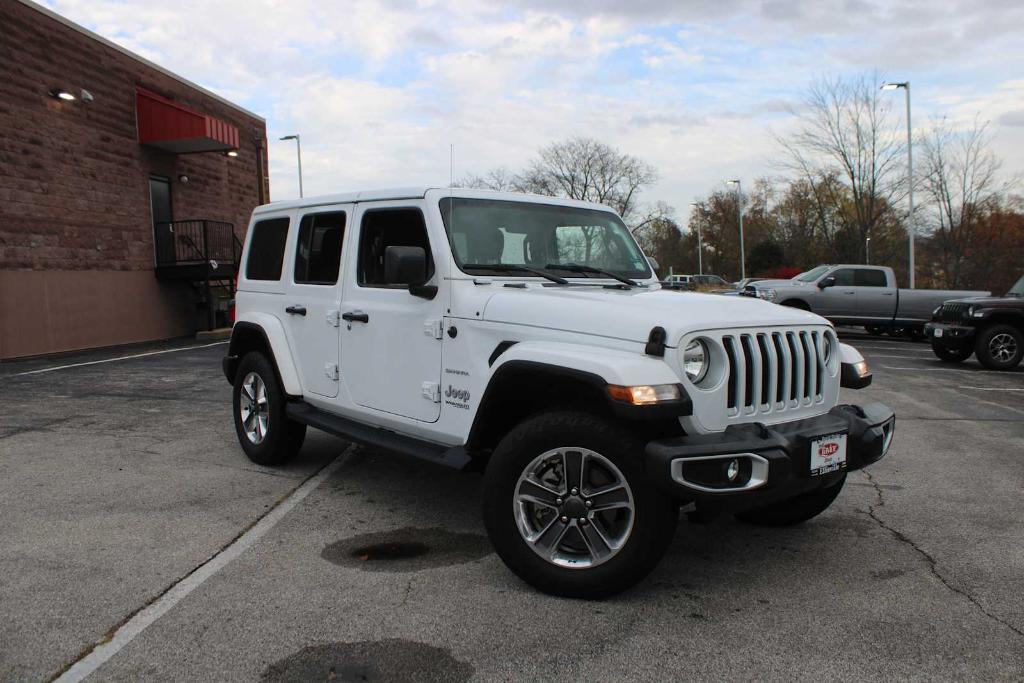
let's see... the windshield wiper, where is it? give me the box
[545,263,639,288]
[462,263,569,285]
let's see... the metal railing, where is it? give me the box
[154,220,237,268]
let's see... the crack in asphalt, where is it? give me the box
[861,470,1024,640]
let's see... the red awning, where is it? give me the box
[136,87,239,154]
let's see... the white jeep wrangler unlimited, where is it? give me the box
[223,187,895,598]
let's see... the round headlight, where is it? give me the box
[683,339,709,384]
[822,334,833,365]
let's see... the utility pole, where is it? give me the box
[279,134,303,198]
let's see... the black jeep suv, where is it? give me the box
[924,274,1024,371]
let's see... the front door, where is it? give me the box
[282,207,349,398]
[149,176,173,264]
[340,203,444,422]
[817,267,858,318]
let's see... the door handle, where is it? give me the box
[285,305,307,316]
[844,291,855,295]
[342,311,369,324]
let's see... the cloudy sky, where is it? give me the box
[43,0,1024,217]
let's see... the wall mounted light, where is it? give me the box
[226,150,239,157]
[48,88,76,101]
[80,89,94,102]
[178,174,190,184]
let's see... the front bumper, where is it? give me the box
[645,403,895,513]
[924,322,975,342]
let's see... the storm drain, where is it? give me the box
[262,640,473,682]
[321,527,491,572]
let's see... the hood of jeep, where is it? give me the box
[481,286,825,345]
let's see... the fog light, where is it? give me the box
[725,459,740,482]
[607,383,682,405]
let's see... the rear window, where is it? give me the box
[294,212,346,285]
[246,217,290,281]
[855,269,888,287]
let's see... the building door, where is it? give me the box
[149,176,174,264]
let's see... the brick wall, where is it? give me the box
[0,0,268,359]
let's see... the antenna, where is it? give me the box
[449,143,455,237]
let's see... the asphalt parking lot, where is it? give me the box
[1,331,1022,681]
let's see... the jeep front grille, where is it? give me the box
[721,330,829,415]
[937,302,969,322]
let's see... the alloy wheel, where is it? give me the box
[239,372,269,444]
[513,447,635,569]
[989,333,1018,363]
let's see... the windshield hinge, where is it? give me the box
[326,309,341,327]
[422,381,441,403]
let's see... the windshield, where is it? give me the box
[1008,275,1024,296]
[439,197,653,280]
[795,265,831,282]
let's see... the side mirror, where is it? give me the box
[647,256,660,273]
[384,246,437,299]
[818,276,836,290]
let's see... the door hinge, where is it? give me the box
[423,318,443,340]
[326,309,341,327]
[324,362,339,381]
[422,381,441,403]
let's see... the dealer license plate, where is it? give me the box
[933,328,943,338]
[810,432,847,476]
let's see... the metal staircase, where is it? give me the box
[153,219,241,330]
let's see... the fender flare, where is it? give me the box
[228,314,303,396]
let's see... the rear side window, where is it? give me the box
[245,217,290,281]
[357,208,433,286]
[294,211,346,285]
[855,269,888,287]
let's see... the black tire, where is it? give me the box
[780,299,810,311]
[734,474,846,526]
[865,325,886,336]
[887,327,905,337]
[931,340,972,363]
[482,411,678,599]
[232,352,306,466]
[974,324,1023,371]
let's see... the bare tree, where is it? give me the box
[456,167,520,192]
[918,117,1006,287]
[776,72,906,263]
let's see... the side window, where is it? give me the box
[294,211,346,285]
[830,269,856,286]
[245,217,290,281]
[855,268,888,287]
[357,208,433,286]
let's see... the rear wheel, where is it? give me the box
[735,474,846,526]
[482,411,678,599]
[931,341,972,363]
[974,324,1023,371]
[232,352,306,466]
[865,325,886,336]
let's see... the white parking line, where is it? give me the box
[958,386,1024,392]
[54,447,351,682]
[11,342,229,377]
[880,365,1019,375]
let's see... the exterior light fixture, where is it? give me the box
[226,150,239,157]
[178,174,190,184]
[49,88,76,101]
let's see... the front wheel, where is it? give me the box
[974,324,1023,370]
[735,474,846,526]
[865,325,886,336]
[482,412,678,599]
[931,341,972,363]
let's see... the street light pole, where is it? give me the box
[881,82,914,288]
[726,180,745,280]
[279,134,303,198]
[689,203,704,275]
[865,237,871,264]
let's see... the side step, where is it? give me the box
[285,401,472,470]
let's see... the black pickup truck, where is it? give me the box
[924,274,1024,371]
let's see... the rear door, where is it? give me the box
[853,267,896,319]
[282,206,350,398]
[339,202,444,422]
[816,268,858,317]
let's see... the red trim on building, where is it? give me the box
[136,87,239,153]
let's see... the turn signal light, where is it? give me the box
[607,383,681,405]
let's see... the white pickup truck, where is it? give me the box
[745,265,989,336]
[223,188,895,598]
